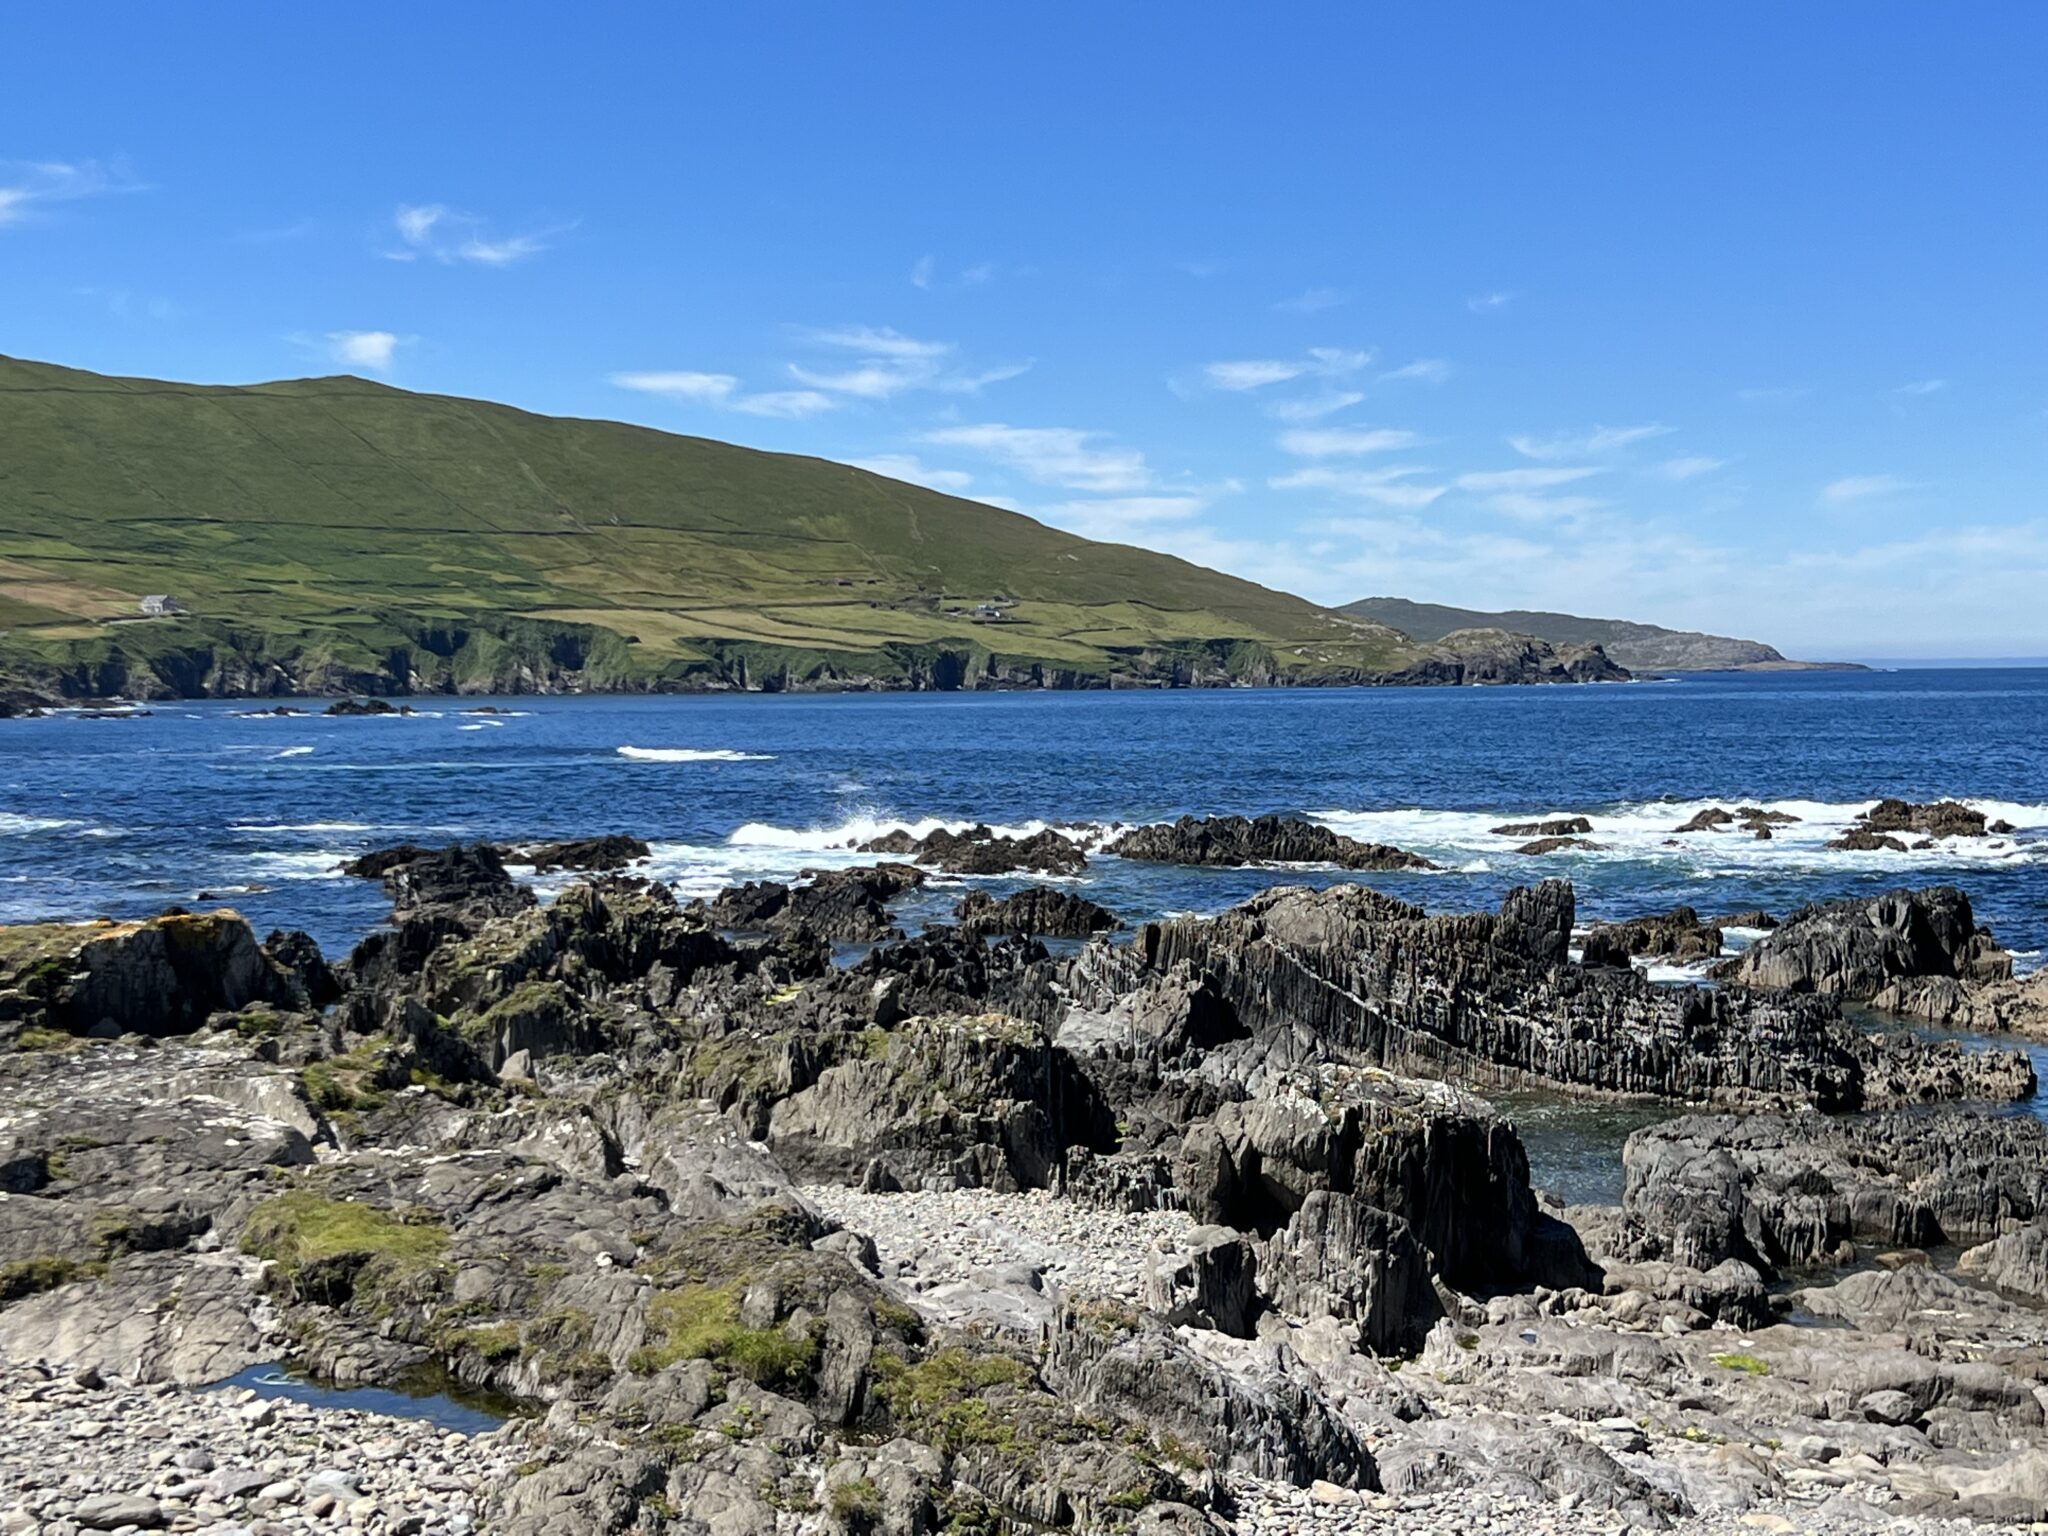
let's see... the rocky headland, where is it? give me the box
[3,847,2046,1534]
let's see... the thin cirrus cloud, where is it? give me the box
[920,423,1152,493]
[1036,495,1208,539]
[1272,286,1349,315]
[1378,358,1452,385]
[1508,423,1671,460]
[385,203,571,266]
[1266,391,1365,423]
[609,370,837,418]
[1466,290,1512,313]
[1653,455,1725,481]
[910,255,998,290]
[1269,466,1446,510]
[1200,346,1372,392]
[846,454,974,494]
[1821,474,1915,503]
[1890,378,1948,398]
[1456,466,1602,492]
[1277,426,1423,458]
[0,158,139,229]
[787,324,1030,399]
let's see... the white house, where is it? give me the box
[139,595,186,617]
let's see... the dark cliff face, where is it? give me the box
[0,620,1629,703]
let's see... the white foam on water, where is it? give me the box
[230,820,379,833]
[277,746,315,758]
[616,814,1101,901]
[0,813,82,835]
[1309,796,2048,877]
[243,850,348,881]
[618,746,777,763]
[457,720,506,731]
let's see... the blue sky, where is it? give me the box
[4,5,2045,657]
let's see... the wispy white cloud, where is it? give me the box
[1652,455,1724,481]
[1206,359,1311,390]
[1456,466,1601,492]
[1270,466,1446,509]
[1509,423,1670,460]
[1266,391,1365,423]
[787,325,1027,399]
[611,370,835,418]
[1466,290,1512,313]
[1821,473,1915,503]
[0,158,139,229]
[921,423,1151,493]
[610,370,737,403]
[1484,492,1606,521]
[729,389,836,418]
[385,203,570,266]
[1035,495,1208,539]
[1198,347,1372,393]
[328,330,401,371]
[1278,426,1423,457]
[1890,378,1948,398]
[797,324,951,360]
[1379,358,1452,385]
[1273,286,1348,315]
[846,453,974,493]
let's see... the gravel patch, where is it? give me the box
[0,1362,513,1535]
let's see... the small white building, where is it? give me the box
[139,595,186,617]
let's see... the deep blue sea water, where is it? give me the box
[3,669,2046,965]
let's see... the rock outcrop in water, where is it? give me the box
[858,823,1089,876]
[1106,815,1436,871]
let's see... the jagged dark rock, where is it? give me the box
[1579,906,1722,968]
[694,864,926,942]
[0,910,305,1041]
[322,697,414,716]
[507,835,652,873]
[1492,817,1593,838]
[858,823,1088,875]
[951,887,1121,939]
[1713,885,2010,998]
[1621,1111,2048,1274]
[1106,814,1435,871]
[1070,880,2029,1110]
[1516,836,1602,855]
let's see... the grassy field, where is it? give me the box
[0,354,1420,696]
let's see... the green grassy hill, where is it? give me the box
[0,354,1435,698]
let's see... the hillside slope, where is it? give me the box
[0,355,1624,701]
[1341,597,1856,672]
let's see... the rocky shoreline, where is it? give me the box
[3,837,2047,1533]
